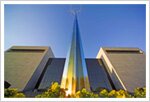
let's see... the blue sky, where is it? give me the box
[5,4,146,58]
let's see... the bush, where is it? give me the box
[36,84,146,98]
[75,88,98,98]
[99,89,109,98]
[35,82,66,98]
[13,93,26,98]
[99,89,132,98]
[115,90,132,98]
[5,83,146,98]
[108,90,117,98]
[5,88,25,98]
[134,87,146,98]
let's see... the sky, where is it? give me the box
[4,4,146,58]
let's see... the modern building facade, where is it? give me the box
[4,14,146,96]
[5,46,145,95]
[5,46,54,92]
[97,47,146,92]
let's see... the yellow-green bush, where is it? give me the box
[115,90,132,98]
[99,88,144,98]
[35,82,66,98]
[134,87,146,98]
[75,88,99,98]
[35,85,146,98]
[5,88,25,98]
[99,89,109,98]
[4,83,146,98]
[108,90,117,98]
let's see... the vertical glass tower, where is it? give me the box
[61,13,90,95]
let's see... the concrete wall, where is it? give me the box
[5,46,54,91]
[97,47,146,93]
[5,46,145,93]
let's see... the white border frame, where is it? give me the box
[1,1,149,101]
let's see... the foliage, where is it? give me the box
[5,83,146,98]
[75,88,99,98]
[99,89,133,98]
[108,90,116,98]
[115,90,132,98]
[95,87,109,93]
[134,87,146,98]
[35,82,66,98]
[99,89,109,98]
[5,88,25,98]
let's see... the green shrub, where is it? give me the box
[35,82,66,98]
[35,86,146,98]
[5,83,146,98]
[115,90,132,98]
[99,89,109,98]
[99,89,132,98]
[5,88,25,98]
[13,93,26,98]
[134,87,146,98]
[75,88,98,98]
[108,90,117,98]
